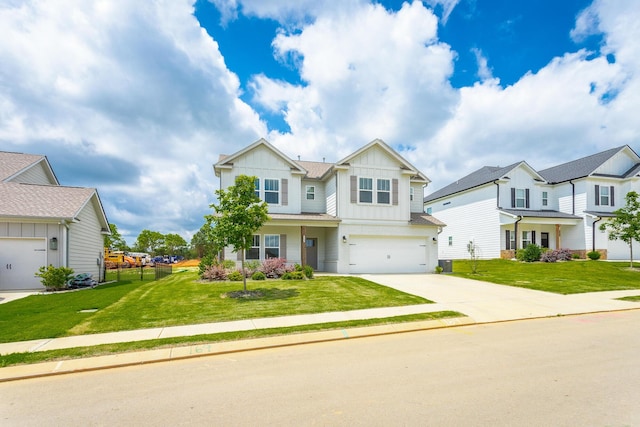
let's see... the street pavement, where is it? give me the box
[1,273,639,381]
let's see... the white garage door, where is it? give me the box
[348,236,428,274]
[606,239,640,261]
[0,238,47,290]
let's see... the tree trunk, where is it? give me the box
[241,248,247,292]
[630,242,634,269]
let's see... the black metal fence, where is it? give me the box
[154,263,173,280]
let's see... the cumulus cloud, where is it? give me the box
[0,0,266,242]
[250,1,459,161]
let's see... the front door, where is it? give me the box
[541,232,549,249]
[305,238,318,270]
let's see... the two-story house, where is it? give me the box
[424,145,640,260]
[214,138,444,273]
[0,151,110,290]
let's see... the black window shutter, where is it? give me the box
[505,230,510,250]
[610,186,615,206]
[511,188,516,208]
[525,189,530,208]
[595,185,600,206]
[532,230,536,245]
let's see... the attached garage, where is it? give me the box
[348,236,429,274]
[0,238,47,290]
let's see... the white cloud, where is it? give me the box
[0,0,266,242]
[250,1,458,161]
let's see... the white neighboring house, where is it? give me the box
[424,145,640,260]
[0,151,110,290]
[214,138,444,274]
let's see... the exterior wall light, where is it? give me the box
[342,235,347,243]
[49,237,58,250]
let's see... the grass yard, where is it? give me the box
[452,259,640,294]
[0,269,431,343]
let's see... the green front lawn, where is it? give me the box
[0,270,431,343]
[452,259,640,294]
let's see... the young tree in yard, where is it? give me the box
[134,229,165,255]
[206,175,269,292]
[599,191,640,268]
[104,223,128,250]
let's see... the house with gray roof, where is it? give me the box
[424,145,640,260]
[215,138,444,273]
[0,151,110,290]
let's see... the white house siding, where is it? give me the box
[301,179,326,213]
[8,162,55,185]
[224,145,303,214]
[326,175,337,216]
[324,227,339,272]
[68,199,104,280]
[410,183,424,213]
[598,150,636,175]
[556,182,574,214]
[338,170,410,222]
[428,185,500,259]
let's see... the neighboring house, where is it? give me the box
[0,151,110,290]
[424,145,640,260]
[214,138,444,273]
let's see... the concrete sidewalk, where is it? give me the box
[1,274,639,381]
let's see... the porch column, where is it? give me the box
[301,226,307,266]
[555,224,561,248]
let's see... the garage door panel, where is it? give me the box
[0,238,46,290]
[349,236,428,274]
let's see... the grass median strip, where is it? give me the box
[0,311,464,367]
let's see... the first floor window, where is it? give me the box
[506,230,515,250]
[522,231,532,248]
[246,235,260,260]
[359,177,373,203]
[377,179,391,204]
[410,187,415,201]
[264,235,280,258]
[264,179,279,204]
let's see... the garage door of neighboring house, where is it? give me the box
[348,236,428,274]
[606,238,640,261]
[0,238,47,290]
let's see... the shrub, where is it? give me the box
[198,253,215,277]
[587,250,601,260]
[282,271,305,280]
[554,248,573,261]
[572,252,582,260]
[35,265,74,291]
[435,265,443,274]
[259,258,293,278]
[517,244,542,262]
[251,271,266,280]
[540,250,557,263]
[244,260,261,274]
[202,264,227,281]
[303,265,314,279]
[222,259,236,269]
[227,270,244,281]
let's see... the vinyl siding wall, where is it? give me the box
[68,199,104,278]
[8,162,56,185]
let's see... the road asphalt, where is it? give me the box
[1,273,639,382]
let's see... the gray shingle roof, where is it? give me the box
[424,161,522,202]
[538,146,625,183]
[0,151,45,181]
[0,182,96,219]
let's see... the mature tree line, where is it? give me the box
[103,225,190,257]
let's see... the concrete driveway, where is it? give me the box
[360,273,640,322]
[0,291,38,305]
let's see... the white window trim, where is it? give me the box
[358,177,373,204]
[522,231,532,248]
[599,186,610,206]
[515,189,526,208]
[263,178,280,205]
[377,178,391,205]
[306,185,315,200]
[264,234,280,259]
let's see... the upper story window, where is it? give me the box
[306,185,315,200]
[426,207,432,215]
[542,191,548,207]
[595,185,614,207]
[409,187,414,202]
[254,178,260,199]
[264,179,279,204]
[247,235,260,260]
[377,179,391,204]
[511,188,530,209]
[359,177,373,203]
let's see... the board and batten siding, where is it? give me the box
[68,199,104,278]
[8,162,56,185]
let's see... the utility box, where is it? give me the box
[438,259,452,273]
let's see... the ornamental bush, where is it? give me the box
[251,271,266,280]
[259,258,293,278]
[282,271,305,280]
[227,270,244,281]
[35,264,74,291]
[587,250,601,260]
[202,264,227,281]
[517,244,542,262]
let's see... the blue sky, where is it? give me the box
[1,0,639,245]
